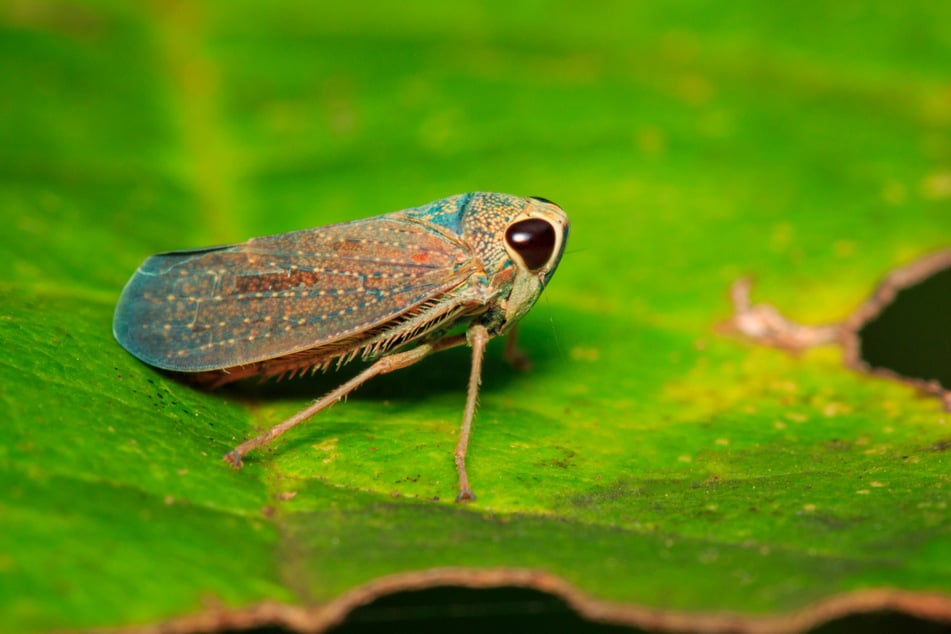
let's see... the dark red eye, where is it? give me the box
[505,218,556,272]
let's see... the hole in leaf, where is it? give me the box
[812,610,951,634]
[328,587,621,632]
[858,265,951,390]
[221,587,949,634]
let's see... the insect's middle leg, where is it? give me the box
[454,323,490,502]
[224,334,467,468]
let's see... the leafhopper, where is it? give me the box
[113,192,569,500]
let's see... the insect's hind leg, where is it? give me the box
[224,335,466,468]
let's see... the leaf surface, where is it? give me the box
[2,2,949,632]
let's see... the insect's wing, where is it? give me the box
[113,216,474,371]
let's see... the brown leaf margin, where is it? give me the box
[722,249,951,408]
[80,568,951,634]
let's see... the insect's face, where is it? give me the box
[491,195,570,329]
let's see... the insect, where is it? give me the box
[113,192,569,501]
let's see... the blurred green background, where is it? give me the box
[1,1,949,633]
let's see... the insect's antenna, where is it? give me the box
[543,295,566,362]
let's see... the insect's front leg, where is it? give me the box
[502,324,533,371]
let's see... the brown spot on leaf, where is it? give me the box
[929,439,951,453]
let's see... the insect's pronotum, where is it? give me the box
[113,192,569,501]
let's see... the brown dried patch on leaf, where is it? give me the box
[97,568,951,634]
[720,277,842,352]
[722,250,951,408]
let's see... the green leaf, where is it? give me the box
[2,1,950,632]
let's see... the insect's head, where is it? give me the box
[462,193,569,331]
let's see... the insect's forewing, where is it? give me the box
[113,215,473,372]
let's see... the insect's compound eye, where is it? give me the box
[505,218,557,272]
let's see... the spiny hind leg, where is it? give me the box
[224,334,467,467]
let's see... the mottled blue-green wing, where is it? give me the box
[113,216,473,371]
